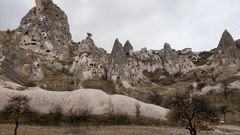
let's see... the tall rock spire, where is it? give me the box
[123,40,133,56]
[111,39,125,65]
[11,0,72,60]
[212,30,240,81]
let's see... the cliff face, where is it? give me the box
[14,0,71,60]
[1,0,72,84]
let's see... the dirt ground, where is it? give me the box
[0,124,240,135]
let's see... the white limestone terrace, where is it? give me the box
[0,81,168,120]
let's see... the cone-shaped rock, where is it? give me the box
[111,39,125,65]
[11,0,71,59]
[163,43,180,74]
[213,30,240,81]
[123,40,133,56]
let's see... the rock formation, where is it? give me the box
[212,30,240,81]
[163,43,180,74]
[123,40,133,57]
[162,43,194,74]
[3,46,44,84]
[236,39,240,50]
[111,39,125,65]
[0,86,168,120]
[12,0,71,60]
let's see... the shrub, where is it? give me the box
[24,81,37,87]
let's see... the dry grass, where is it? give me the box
[1,124,239,135]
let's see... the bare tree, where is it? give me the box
[2,95,31,135]
[219,105,231,123]
[166,91,218,135]
[222,81,229,100]
[135,103,141,117]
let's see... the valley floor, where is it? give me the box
[0,124,240,135]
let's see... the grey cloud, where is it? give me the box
[1,0,240,52]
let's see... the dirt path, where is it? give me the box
[0,124,239,135]
[214,125,240,135]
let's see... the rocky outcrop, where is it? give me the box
[70,34,108,81]
[236,39,240,50]
[162,43,194,74]
[111,39,125,65]
[124,40,133,57]
[212,30,240,81]
[0,86,169,120]
[12,0,71,60]
[1,0,72,84]
[163,43,180,74]
[2,46,44,84]
[77,33,97,54]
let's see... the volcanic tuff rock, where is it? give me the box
[111,39,126,65]
[0,86,168,119]
[236,39,240,50]
[212,30,240,81]
[13,0,71,60]
[123,40,133,57]
[3,46,44,84]
[163,43,195,74]
[1,0,72,84]
[4,0,236,86]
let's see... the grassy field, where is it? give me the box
[1,124,240,135]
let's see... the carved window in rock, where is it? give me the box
[24,31,29,36]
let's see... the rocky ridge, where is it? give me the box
[0,0,239,89]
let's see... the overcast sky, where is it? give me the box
[0,0,240,52]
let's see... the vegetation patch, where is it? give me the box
[37,64,76,91]
[193,51,213,66]
[0,29,15,45]
[82,80,117,94]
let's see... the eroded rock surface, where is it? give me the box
[3,46,44,84]
[13,0,71,60]
[212,30,240,81]
[0,86,168,120]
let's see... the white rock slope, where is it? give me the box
[0,86,168,120]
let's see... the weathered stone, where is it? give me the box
[3,46,44,84]
[236,39,240,50]
[78,33,97,53]
[111,39,125,65]
[212,30,240,81]
[123,40,133,56]
[12,0,71,60]
[162,43,180,74]
[162,43,194,74]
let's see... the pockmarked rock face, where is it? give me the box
[12,0,71,60]
[3,46,44,84]
[124,40,133,57]
[163,43,195,74]
[0,86,169,120]
[212,30,240,81]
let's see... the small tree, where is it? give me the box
[2,95,32,135]
[135,103,141,117]
[219,105,231,123]
[222,81,229,100]
[166,91,218,135]
[148,91,163,106]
